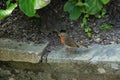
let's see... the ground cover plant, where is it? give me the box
[0,0,50,19]
[64,0,110,37]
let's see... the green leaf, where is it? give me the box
[69,7,82,20]
[101,0,110,4]
[85,27,92,37]
[85,27,91,32]
[95,8,106,18]
[85,0,103,15]
[34,0,50,9]
[101,8,106,16]
[19,0,36,17]
[80,15,88,28]
[0,3,17,20]
[6,0,11,8]
[87,32,92,37]
[64,1,74,12]
[100,23,112,31]
[81,22,85,28]
[75,2,89,7]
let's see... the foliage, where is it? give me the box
[100,23,113,31]
[64,0,110,37]
[64,0,109,20]
[19,0,36,17]
[0,0,50,20]
[19,0,50,17]
[0,0,17,20]
[84,26,92,38]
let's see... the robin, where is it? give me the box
[58,32,88,48]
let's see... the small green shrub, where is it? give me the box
[64,0,110,37]
[84,26,92,38]
[64,0,109,20]
[100,23,113,31]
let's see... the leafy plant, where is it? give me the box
[64,0,110,37]
[0,0,50,20]
[19,0,50,17]
[0,0,17,20]
[85,26,92,37]
[64,0,109,20]
[100,23,113,31]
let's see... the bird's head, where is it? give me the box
[58,32,68,39]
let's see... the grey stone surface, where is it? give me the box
[47,44,120,63]
[0,38,49,63]
[46,44,120,74]
[1,38,120,76]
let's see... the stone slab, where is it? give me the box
[46,44,120,74]
[0,38,49,63]
[47,44,120,63]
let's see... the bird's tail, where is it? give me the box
[77,43,88,48]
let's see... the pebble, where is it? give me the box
[14,69,20,74]
[94,38,101,42]
[97,68,106,74]
[92,35,101,43]
[110,41,116,44]
[9,78,15,80]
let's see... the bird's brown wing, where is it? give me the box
[77,43,88,48]
[67,42,79,47]
[65,37,79,47]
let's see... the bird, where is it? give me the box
[58,32,88,48]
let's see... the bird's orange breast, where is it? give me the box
[60,36,65,45]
